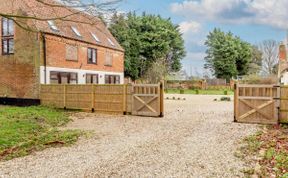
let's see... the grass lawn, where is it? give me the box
[0,106,82,161]
[165,89,234,95]
[238,125,288,177]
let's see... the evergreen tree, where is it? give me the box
[109,13,186,80]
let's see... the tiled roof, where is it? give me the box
[2,0,124,51]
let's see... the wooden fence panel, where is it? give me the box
[40,85,65,108]
[234,84,278,124]
[280,86,288,123]
[66,85,93,110]
[94,85,124,113]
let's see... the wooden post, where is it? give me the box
[92,85,95,112]
[234,83,239,122]
[123,84,127,115]
[160,80,164,117]
[275,86,281,123]
[63,84,67,109]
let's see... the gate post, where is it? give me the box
[123,84,127,115]
[160,80,164,117]
[234,83,238,122]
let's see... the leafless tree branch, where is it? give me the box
[0,0,123,32]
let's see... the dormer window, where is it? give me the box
[107,38,115,46]
[47,20,58,31]
[71,26,81,37]
[91,32,100,43]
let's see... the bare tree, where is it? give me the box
[0,0,122,32]
[258,40,279,75]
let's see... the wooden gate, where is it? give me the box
[234,84,279,124]
[132,83,164,117]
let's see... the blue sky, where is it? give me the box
[117,0,287,76]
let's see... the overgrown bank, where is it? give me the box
[237,125,288,177]
[0,106,81,161]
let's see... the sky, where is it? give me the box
[117,0,287,77]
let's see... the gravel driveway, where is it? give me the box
[0,95,258,178]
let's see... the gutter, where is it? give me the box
[41,32,47,84]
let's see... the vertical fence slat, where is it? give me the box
[63,85,67,108]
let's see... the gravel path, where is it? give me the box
[0,95,258,178]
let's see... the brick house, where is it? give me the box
[0,0,124,101]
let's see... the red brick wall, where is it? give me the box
[44,34,124,73]
[0,18,40,99]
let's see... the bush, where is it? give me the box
[240,74,277,84]
[220,97,231,101]
[180,89,185,94]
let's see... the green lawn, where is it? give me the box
[0,106,81,161]
[165,89,234,95]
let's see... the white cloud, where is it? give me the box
[171,0,288,29]
[179,21,202,34]
[185,52,206,61]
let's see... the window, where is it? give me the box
[66,45,78,61]
[87,48,97,64]
[91,32,100,43]
[105,51,113,66]
[71,26,81,37]
[47,20,58,31]
[107,38,115,46]
[105,75,120,84]
[86,74,98,84]
[2,18,14,55]
[50,72,78,84]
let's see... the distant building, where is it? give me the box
[278,42,288,85]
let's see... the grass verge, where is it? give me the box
[237,125,288,177]
[165,89,234,95]
[0,106,82,161]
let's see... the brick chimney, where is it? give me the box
[279,43,287,61]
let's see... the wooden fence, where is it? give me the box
[40,83,164,117]
[165,80,234,90]
[280,86,288,123]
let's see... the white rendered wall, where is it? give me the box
[40,66,124,84]
[281,72,288,85]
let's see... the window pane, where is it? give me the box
[9,39,14,54]
[87,48,92,63]
[116,76,120,84]
[92,49,97,63]
[86,74,91,84]
[8,19,14,35]
[92,75,98,84]
[2,40,8,54]
[61,75,68,84]
[71,26,81,37]
[47,20,58,31]
[105,75,109,84]
[2,18,8,36]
